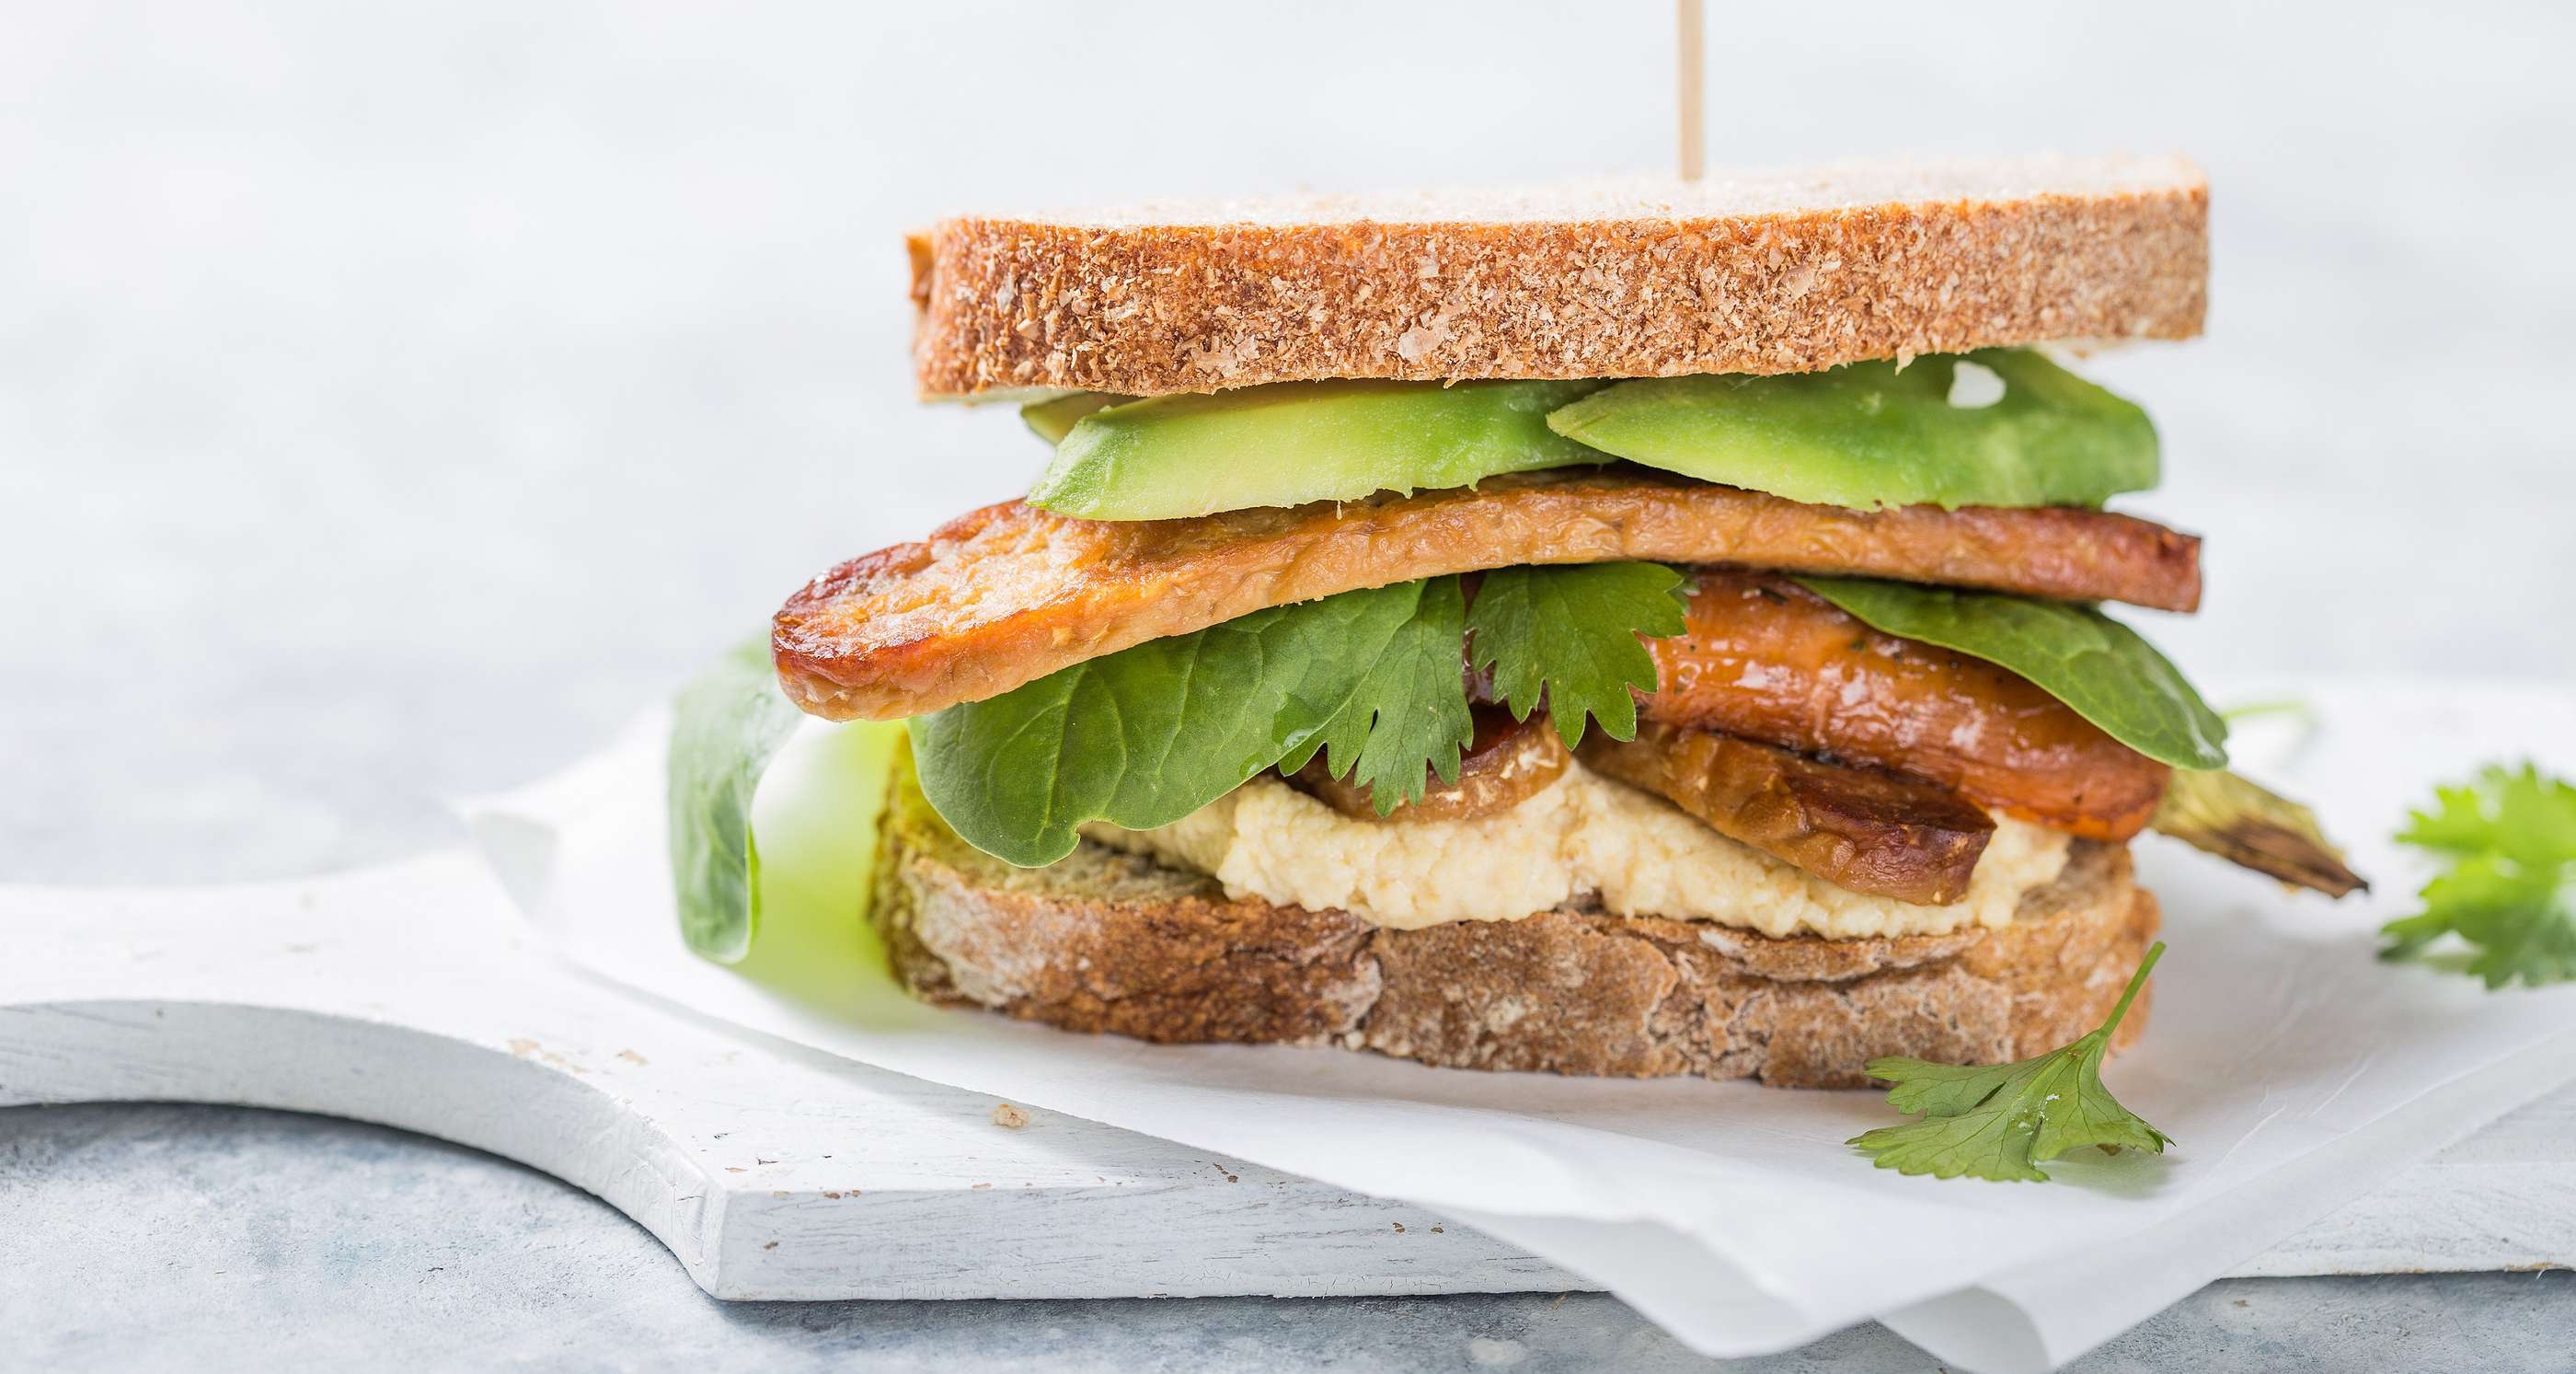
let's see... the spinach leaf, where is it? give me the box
[668,640,908,963]
[668,640,809,962]
[911,564,1691,861]
[908,581,1436,866]
[1795,577,2228,769]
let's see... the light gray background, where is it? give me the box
[6,2,2572,1369]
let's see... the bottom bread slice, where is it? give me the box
[872,769,2158,1089]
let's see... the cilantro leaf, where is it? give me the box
[1849,942,2173,1182]
[1466,562,1688,750]
[1279,576,1476,814]
[2380,763,2576,988]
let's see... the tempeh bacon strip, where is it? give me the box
[1641,572,2171,841]
[1580,723,1997,905]
[776,469,2201,722]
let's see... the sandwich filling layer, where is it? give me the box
[1084,762,2071,941]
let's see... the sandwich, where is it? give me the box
[752,156,2363,1088]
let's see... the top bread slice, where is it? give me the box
[910,155,2208,398]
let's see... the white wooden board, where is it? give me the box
[6,850,2571,1299]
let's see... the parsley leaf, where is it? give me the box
[1466,562,1689,750]
[1849,942,2173,1182]
[2380,763,2576,988]
[1279,575,1476,814]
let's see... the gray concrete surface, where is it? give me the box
[8,2,2574,1369]
[6,1103,2570,1374]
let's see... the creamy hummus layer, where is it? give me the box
[1083,761,2072,940]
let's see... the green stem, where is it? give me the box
[2100,941,2166,1035]
[2218,698,2314,724]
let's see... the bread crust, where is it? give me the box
[910,159,2208,398]
[872,768,2157,1089]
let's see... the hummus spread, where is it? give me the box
[1084,761,2071,940]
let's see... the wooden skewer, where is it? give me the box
[1676,0,1705,181]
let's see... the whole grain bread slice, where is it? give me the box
[910,155,2207,398]
[872,766,2157,1089]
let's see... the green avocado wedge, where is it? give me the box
[1547,350,2158,511]
[1028,378,1609,521]
[1021,390,1130,444]
[1794,576,2228,770]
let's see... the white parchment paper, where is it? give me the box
[469,679,2576,1373]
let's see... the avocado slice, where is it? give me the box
[1029,378,1609,521]
[1545,350,2157,510]
[1020,391,1130,445]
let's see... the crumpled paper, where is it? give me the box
[468,679,2576,1373]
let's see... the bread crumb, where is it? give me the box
[991,1103,1031,1129]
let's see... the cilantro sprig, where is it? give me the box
[1466,562,1689,750]
[1280,575,1477,814]
[1850,942,2173,1183]
[2380,763,2576,988]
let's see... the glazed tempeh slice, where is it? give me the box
[776,469,2200,722]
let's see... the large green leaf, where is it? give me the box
[1546,349,2157,510]
[667,640,905,963]
[667,641,809,961]
[910,564,1692,861]
[908,581,1439,866]
[1794,577,2227,769]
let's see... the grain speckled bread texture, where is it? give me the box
[871,765,2159,1089]
[909,155,2208,398]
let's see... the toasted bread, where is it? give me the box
[910,155,2207,398]
[872,763,2156,1089]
